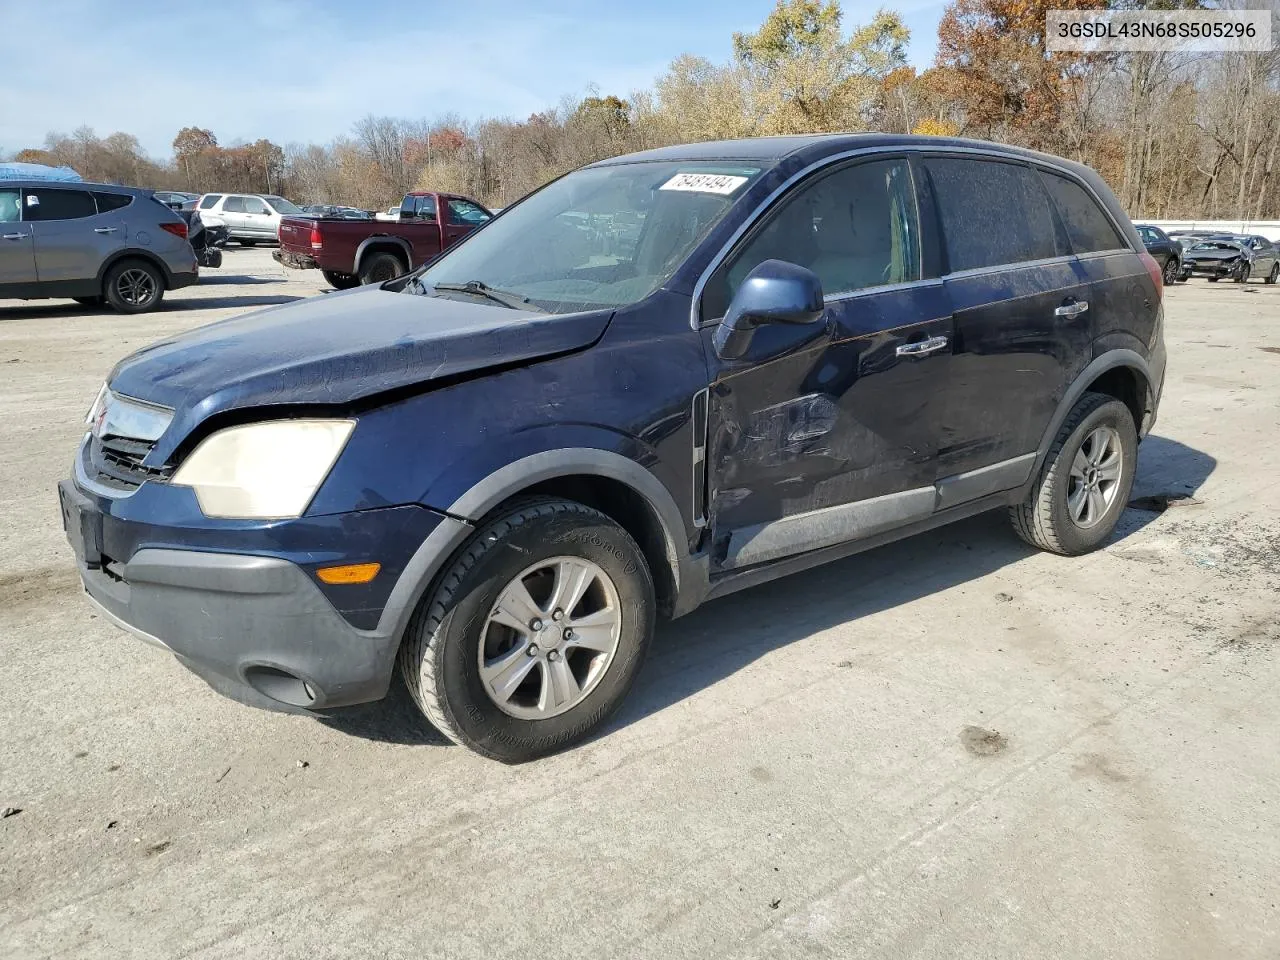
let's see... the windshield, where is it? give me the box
[264,196,302,214]
[1192,241,1241,251]
[411,161,762,314]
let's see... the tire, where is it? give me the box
[1208,276,1219,282]
[103,259,164,314]
[73,295,104,307]
[1234,262,1251,283]
[1162,256,1179,286]
[238,239,256,247]
[1009,392,1137,556]
[358,251,407,286]
[322,269,361,290]
[399,498,655,762]
[1267,263,1279,285]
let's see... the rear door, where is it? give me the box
[923,154,1089,491]
[219,195,248,235]
[25,187,124,283]
[0,186,36,284]
[700,155,954,568]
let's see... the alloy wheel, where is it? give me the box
[1067,425,1123,529]
[116,268,157,307]
[478,556,622,720]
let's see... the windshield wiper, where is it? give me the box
[429,280,546,312]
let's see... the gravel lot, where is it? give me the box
[1,248,1278,959]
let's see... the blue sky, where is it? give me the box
[3,0,949,159]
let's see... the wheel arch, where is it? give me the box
[95,248,174,291]
[374,449,697,651]
[354,236,412,275]
[1029,350,1152,485]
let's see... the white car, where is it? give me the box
[195,193,304,245]
[374,205,400,222]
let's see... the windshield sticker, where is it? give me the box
[659,173,749,195]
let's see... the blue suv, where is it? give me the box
[59,135,1166,761]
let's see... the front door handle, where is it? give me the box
[1055,299,1089,319]
[93,227,118,234]
[896,335,949,357]
[1,232,27,240]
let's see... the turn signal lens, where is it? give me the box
[316,562,381,585]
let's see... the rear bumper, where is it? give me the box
[273,249,318,270]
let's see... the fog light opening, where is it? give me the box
[244,665,319,707]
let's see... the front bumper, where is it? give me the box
[57,475,468,713]
[1186,260,1241,278]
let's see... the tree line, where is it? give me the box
[10,0,1280,220]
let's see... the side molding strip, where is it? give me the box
[725,486,936,569]
[934,454,1035,510]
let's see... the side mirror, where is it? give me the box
[713,259,824,361]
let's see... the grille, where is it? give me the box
[86,434,170,492]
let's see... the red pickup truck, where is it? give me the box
[274,192,493,288]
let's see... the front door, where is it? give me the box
[0,187,36,285]
[26,187,124,284]
[923,155,1091,490]
[443,197,491,248]
[240,196,275,238]
[699,156,953,570]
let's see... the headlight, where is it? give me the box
[85,383,109,426]
[172,419,354,519]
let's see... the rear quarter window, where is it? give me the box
[1038,171,1126,254]
[94,192,133,213]
[199,194,222,210]
[925,157,1064,273]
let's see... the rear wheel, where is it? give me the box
[103,259,164,314]
[1207,276,1219,282]
[358,252,407,286]
[400,498,655,762]
[1162,256,1180,286]
[1009,392,1137,556]
[322,269,361,290]
[238,239,256,247]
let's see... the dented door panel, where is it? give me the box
[703,281,954,552]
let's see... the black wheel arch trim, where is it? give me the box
[96,248,175,290]
[373,449,697,649]
[354,235,412,275]
[1027,349,1152,487]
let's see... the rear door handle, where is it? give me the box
[93,227,118,235]
[2,232,27,240]
[896,335,949,357]
[1055,299,1089,319]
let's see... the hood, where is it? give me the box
[108,286,611,460]
[1187,246,1244,261]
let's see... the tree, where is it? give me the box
[172,127,217,189]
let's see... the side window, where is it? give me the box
[198,194,222,210]
[1137,227,1154,243]
[926,158,1063,272]
[704,158,920,320]
[221,196,247,213]
[0,189,20,223]
[417,196,438,221]
[94,192,132,213]
[23,189,98,222]
[243,197,267,215]
[447,199,490,226]
[1037,170,1125,254]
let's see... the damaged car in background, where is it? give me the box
[1182,235,1280,283]
[58,134,1165,762]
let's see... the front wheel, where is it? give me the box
[1235,262,1251,283]
[1267,263,1279,285]
[1162,256,1180,286]
[104,260,164,314]
[400,498,655,762]
[322,269,360,290]
[1009,392,1137,556]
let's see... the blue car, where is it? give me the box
[59,134,1166,761]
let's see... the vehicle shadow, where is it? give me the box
[321,434,1215,749]
[0,294,302,320]
[173,295,303,310]
[196,275,280,286]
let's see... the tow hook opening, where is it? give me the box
[244,665,318,707]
